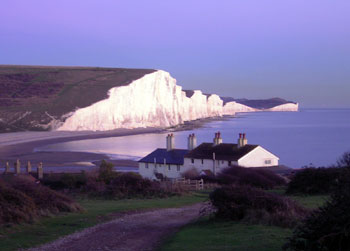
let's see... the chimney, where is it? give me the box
[237,133,248,148]
[192,133,197,149]
[213,132,218,145]
[188,133,197,150]
[217,131,223,144]
[166,134,175,151]
[213,132,222,146]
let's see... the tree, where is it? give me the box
[98,160,116,184]
[337,151,350,167]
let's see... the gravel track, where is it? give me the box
[28,203,204,251]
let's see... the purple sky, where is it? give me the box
[1,0,349,108]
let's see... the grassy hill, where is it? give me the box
[0,65,155,132]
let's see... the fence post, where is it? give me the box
[37,162,43,179]
[15,159,21,174]
[26,161,32,173]
[5,161,10,174]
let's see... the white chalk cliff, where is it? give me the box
[57,70,298,131]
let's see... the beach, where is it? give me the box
[0,128,163,173]
[0,116,226,173]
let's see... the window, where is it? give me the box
[177,165,180,171]
[201,159,204,164]
[168,164,171,170]
[145,163,149,169]
[191,158,194,164]
[265,160,272,165]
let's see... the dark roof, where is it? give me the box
[184,143,259,161]
[138,148,189,165]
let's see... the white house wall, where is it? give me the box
[139,162,184,179]
[183,158,237,175]
[238,146,279,167]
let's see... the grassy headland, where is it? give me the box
[0,65,155,132]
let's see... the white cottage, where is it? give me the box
[138,134,189,180]
[138,132,279,180]
[184,133,279,176]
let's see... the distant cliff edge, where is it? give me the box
[0,66,298,132]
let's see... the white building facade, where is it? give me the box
[139,132,279,180]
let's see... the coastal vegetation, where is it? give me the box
[2,155,350,250]
[0,175,82,226]
[160,154,350,251]
[43,160,185,199]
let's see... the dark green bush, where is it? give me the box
[98,160,117,184]
[217,166,286,189]
[285,169,350,250]
[286,167,345,195]
[0,176,83,225]
[210,185,307,228]
[0,181,37,224]
[106,172,168,198]
[10,176,83,214]
[43,173,87,190]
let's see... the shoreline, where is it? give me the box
[0,116,227,173]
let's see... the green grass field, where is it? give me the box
[159,192,328,251]
[160,219,292,251]
[0,191,208,251]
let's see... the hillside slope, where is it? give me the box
[0,65,155,132]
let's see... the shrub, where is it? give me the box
[286,167,345,195]
[0,181,37,225]
[98,160,117,184]
[106,172,169,198]
[285,169,350,250]
[217,166,286,189]
[0,176,83,225]
[182,168,200,180]
[210,185,307,228]
[10,176,83,214]
[42,173,87,190]
[252,168,286,186]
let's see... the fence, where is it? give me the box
[171,178,204,191]
[1,160,44,179]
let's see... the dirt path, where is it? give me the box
[28,203,205,251]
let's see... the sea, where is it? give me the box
[36,109,350,169]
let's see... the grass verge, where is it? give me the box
[159,192,328,251]
[0,191,209,251]
[160,218,292,251]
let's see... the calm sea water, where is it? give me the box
[36,109,350,169]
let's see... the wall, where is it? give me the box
[183,158,238,175]
[238,146,279,167]
[139,162,183,179]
